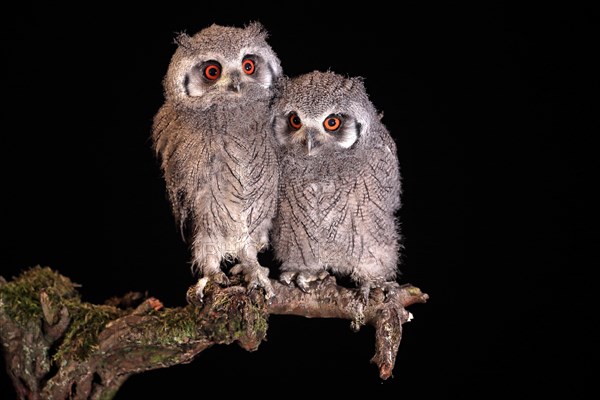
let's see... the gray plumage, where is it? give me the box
[272,70,402,300]
[151,22,282,300]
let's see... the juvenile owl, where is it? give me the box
[151,22,282,300]
[272,70,402,301]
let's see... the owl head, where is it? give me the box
[273,70,382,156]
[163,22,282,108]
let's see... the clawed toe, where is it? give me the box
[229,264,243,275]
[187,276,210,305]
[279,271,297,286]
[295,272,316,293]
[381,281,401,297]
[359,285,371,304]
[359,280,401,305]
[209,270,230,287]
[186,271,232,305]
[280,270,329,293]
[233,263,275,301]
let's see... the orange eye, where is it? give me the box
[288,113,302,130]
[242,59,255,75]
[203,62,221,80]
[323,116,342,131]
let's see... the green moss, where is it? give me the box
[144,306,200,345]
[248,301,268,338]
[0,265,123,362]
[0,266,268,363]
[206,290,268,343]
[53,302,121,362]
[407,286,422,296]
[149,353,168,364]
[0,265,80,325]
[98,388,118,400]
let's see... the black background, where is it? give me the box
[0,2,592,398]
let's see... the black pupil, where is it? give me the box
[207,66,218,77]
[244,61,252,71]
[292,116,301,125]
[327,118,336,127]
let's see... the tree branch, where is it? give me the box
[266,276,428,379]
[1,265,427,399]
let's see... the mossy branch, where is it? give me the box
[1,266,427,399]
[0,266,267,400]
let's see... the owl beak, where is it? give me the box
[227,72,241,93]
[229,82,241,93]
[304,128,319,156]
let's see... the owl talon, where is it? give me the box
[233,263,275,301]
[186,267,232,305]
[229,264,243,275]
[187,276,210,305]
[295,271,328,293]
[207,271,230,287]
[295,275,313,293]
[279,271,297,286]
[380,281,401,299]
[317,270,330,281]
[187,272,231,304]
[358,281,401,305]
[359,285,371,305]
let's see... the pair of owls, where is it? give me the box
[152,22,402,302]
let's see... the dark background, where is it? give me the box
[0,2,591,398]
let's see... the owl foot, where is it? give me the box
[207,270,231,287]
[279,270,329,293]
[379,281,401,297]
[187,277,209,305]
[359,280,401,305]
[278,271,297,286]
[230,263,275,301]
[187,271,230,305]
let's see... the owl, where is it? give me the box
[272,70,402,301]
[151,22,283,300]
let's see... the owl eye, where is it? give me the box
[242,58,256,75]
[323,115,342,132]
[203,62,221,81]
[288,113,302,130]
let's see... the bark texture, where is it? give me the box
[1,266,428,399]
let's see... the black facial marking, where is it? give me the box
[184,74,190,96]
